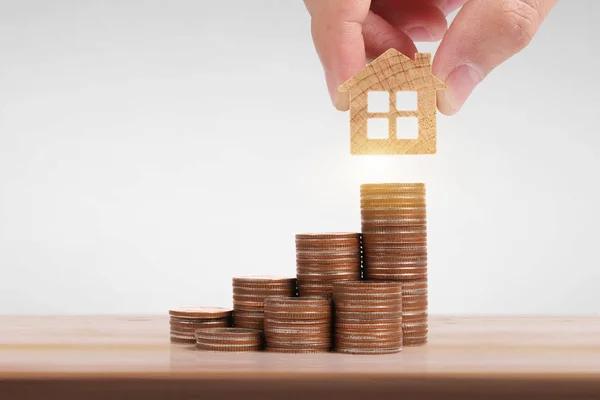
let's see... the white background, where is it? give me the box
[0,1,598,315]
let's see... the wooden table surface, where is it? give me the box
[1,315,600,399]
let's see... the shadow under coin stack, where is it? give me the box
[295,233,361,297]
[332,281,403,354]
[195,327,263,352]
[168,307,233,344]
[360,183,428,346]
[263,296,333,353]
[232,276,297,331]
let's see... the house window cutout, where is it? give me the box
[338,49,446,155]
[368,91,390,113]
[367,118,389,139]
[396,117,419,139]
[396,91,417,111]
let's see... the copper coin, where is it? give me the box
[169,318,231,327]
[402,304,428,313]
[170,320,231,332]
[361,219,427,228]
[296,232,360,239]
[361,210,426,218]
[402,317,428,326]
[361,226,427,235]
[264,311,332,321]
[335,347,401,354]
[333,280,402,291]
[361,182,425,190]
[265,346,330,353]
[265,320,332,330]
[335,321,403,333]
[170,336,196,344]
[296,269,360,277]
[336,331,402,341]
[170,332,196,340]
[366,272,428,280]
[233,275,295,283]
[195,327,261,338]
[403,337,427,346]
[169,307,233,319]
[196,343,262,352]
[365,266,428,273]
[296,272,360,281]
[334,311,402,321]
[264,296,331,307]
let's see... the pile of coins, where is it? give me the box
[195,327,263,352]
[169,307,233,344]
[295,233,361,297]
[360,183,428,346]
[332,281,403,354]
[263,296,333,353]
[232,276,296,331]
[170,182,431,353]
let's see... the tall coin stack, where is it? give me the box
[232,276,297,331]
[263,296,333,353]
[332,281,403,354]
[169,307,233,344]
[295,233,361,297]
[360,183,428,346]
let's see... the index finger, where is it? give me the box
[304,0,371,110]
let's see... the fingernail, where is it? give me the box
[437,64,483,115]
[406,27,434,42]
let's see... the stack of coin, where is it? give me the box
[232,275,297,330]
[401,279,428,346]
[263,296,333,353]
[169,307,233,344]
[195,327,263,352]
[332,281,403,354]
[295,233,361,297]
[360,182,428,346]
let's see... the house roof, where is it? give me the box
[338,49,446,93]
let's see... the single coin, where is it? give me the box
[196,343,262,352]
[170,336,196,344]
[265,346,330,353]
[403,337,427,346]
[335,347,402,354]
[365,272,428,280]
[264,296,331,307]
[296,232,360,239]
[169,317,232,326]
[168,307,233,319]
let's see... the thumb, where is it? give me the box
[432,0,558,115]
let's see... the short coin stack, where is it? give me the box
[263,296,333,353]
[332,281,403,354]
[232,276,297,331]
[195,327,263,352]
[401,279,428,345]
[295,233,361,297]
[169,307,233,344]
[360,183,428,346]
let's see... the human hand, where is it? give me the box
[304,0,558,115]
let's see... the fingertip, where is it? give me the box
[436,63,483,115]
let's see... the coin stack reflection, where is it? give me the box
[195,327,263,352]
[263,296,333,353]
[360,183,428,346]
[332,281,403,354]
[232,276,296,331]
[295,233,361,297]
[169,307,233,344]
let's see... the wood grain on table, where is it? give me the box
[1,315,599,399]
